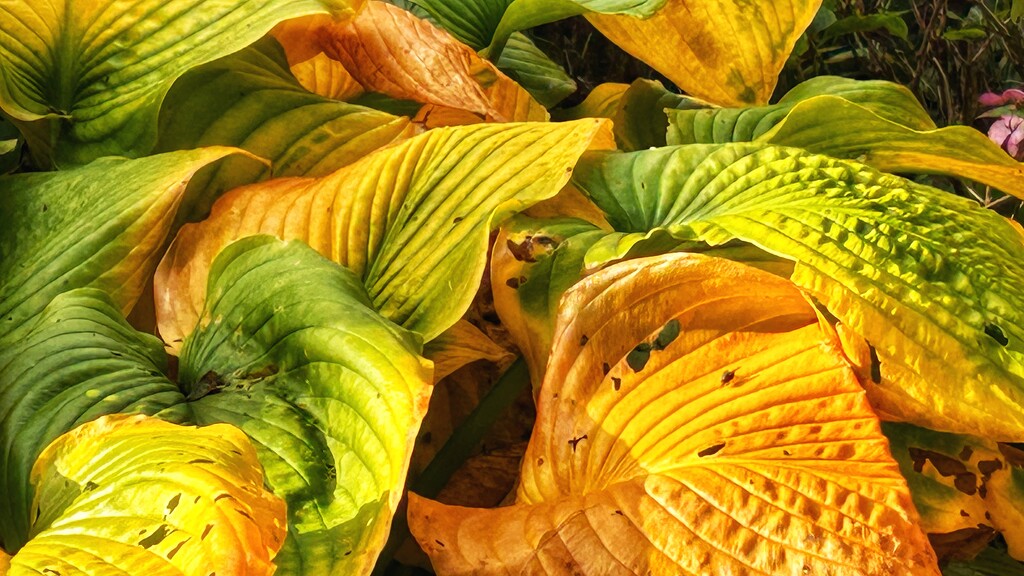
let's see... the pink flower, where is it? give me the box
[988,114,1024,160]
[979,88,1024,107]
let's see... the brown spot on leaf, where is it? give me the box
[720,370,735,384]
[506,237,538,262]
[612,377,621,391]
[568,435,588,453]
[167,537,189,559]
[202,524,214,540]
[698,443,726,457]
[166,493,181,514]
[138,524,172,548]
[959,446,974,461]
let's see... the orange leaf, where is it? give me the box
[319,2,497,116]
[409,253,939,575]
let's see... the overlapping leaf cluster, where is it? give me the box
[1,0,1023,574]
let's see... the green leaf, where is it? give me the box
[822,12,909,41]
[614,78,706,151]
[573,142,1024,441]
[486,0,665,58]
[0,147,246,342]
[0,289,188,550]
[407,0,664,57]
[493,32,576,108]
[155,119,612,348]
[942,27,988,41]
[0,0,361,167]
[178,236,432,574]
[6,414,287,575]
[157,37,412,225]
[666,76,935,146]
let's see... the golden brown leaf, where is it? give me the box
[410,253,938,575]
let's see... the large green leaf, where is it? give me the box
[0,290,188,550]
[156,119,611,349]
[0,0,361,166]
[665,76,935,145]
[5,414,287,575]
[179,236,432,574]
[406,0,664,57]
[572,142,1024,441]
[157,37,413,225]
[0,147,246,342]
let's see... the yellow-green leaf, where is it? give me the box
[5,414,286,575]
[665,76,935,145]
[588,0,822,106]
[157,37,412,225]
[155,119,610,349]
[573,143,1024,440]
[409,253,938,575]
[0,147,247,342]
[0,0,361,166]
[759,96,1024,198]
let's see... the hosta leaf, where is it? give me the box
[759,96,1024,198]
[409,253,938,575]
[406,0,665,56]
[666,76,935,145]
[0,289,188,550]
[5,414,286,575]
[572,143,1024,440]
[178,236,431,574]
[315,1,499,117]
[0,0,360,166]
[424,320,514,383]
[555,82,629,121]
[157,37,412,225]
[883,422,1024,560]
[588,0,822,106]
[493,32,576,108]
[943,546,1024,575]
[491,216,606,388]
[612,78,699,151]
[0,147,245,342]
[291,52,365,100]
[155,119,610,349]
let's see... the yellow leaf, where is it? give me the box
[410,253,939,575]
[588,0,821,105]
[6,414,286,575]
[290,52,365,100]
[155,119,610,349]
